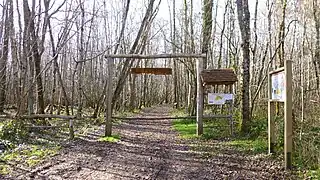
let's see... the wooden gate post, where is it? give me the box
[284,60,293,169]
[69,119,74,139]
[268,60,293,170]
[196,57,204,135]
[105,58,114,136]
[268,72,276,153]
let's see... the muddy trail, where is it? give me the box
[8,106,293,179]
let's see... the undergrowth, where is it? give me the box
[0,144,60,175]
[172,105,319,177]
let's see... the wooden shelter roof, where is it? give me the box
[201,69,237,86]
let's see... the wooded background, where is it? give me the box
[0,0,319,169]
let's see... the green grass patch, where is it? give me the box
[172,119,230,140]
[297,169,320,179]
[224,138,267,154]
[98,134,121,143]
[0,164,10,175]
[172,119,197,139]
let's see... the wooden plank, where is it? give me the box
[269,67,285,75]
[131,68,172,75]
[104,53,206,59]
[0,114,76,119]
[284,60,293,170]
[112,115,232,120]
[201,69,237,86]
[196,57,204,135]
[269,99,285,103]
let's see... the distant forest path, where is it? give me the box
[13,105,293,180]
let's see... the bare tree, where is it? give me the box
[236,0,251,134]
[313,0,320,88]
[202,0,213,69]
[111,0,159,110]
[0,0,10,114]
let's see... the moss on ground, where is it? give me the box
[0,145,60,175]
[98,134,121,143]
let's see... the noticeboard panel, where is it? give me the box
[271,71,285,102]
[208,93,233,105]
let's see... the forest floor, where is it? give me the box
[4,105,295,180]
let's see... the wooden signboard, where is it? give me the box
[268,60,293,170]
[131,68,172,75]
[201,69,237,86]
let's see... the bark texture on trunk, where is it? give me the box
[236,0,251,134]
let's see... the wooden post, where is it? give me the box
[268,73,276,154]
[69,119,74,139]
[284,60,293,169]
[105,58,114,136]
[228,100,234,136]
[268,101,276,153]
[196,57,204,135]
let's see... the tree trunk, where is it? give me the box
[0,0,11,113]
[23,0,45,114]
[313,0,320,89]
[236,0,251,134]
[218,1,229,68]
[23,0,34,115]
[111,0,157,111]
[202,0,213,69]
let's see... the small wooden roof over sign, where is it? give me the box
[131,68,172,75]
[201,69,237,86]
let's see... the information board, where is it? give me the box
[208,93,233,105]
[271,71,285,101]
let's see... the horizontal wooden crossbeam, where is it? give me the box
[131,68,172,75]
[112,115,231,120]
[104,53,206,59]
[0,114,76,120]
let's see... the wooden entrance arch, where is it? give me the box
[104,53,206,136]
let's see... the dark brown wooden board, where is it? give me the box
[131,68,172,75]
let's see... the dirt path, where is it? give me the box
[11,106,292,179]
